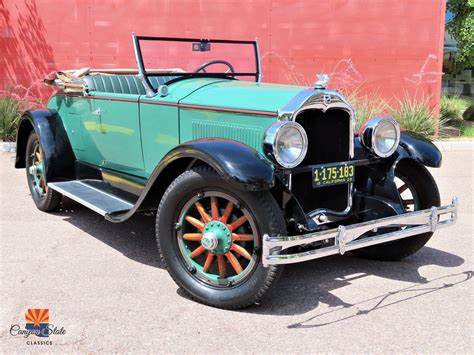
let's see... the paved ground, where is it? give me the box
[1,151,472,353]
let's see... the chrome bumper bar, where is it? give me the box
[262,197,458,266]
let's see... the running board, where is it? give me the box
[48,180,134,216]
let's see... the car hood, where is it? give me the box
[178,80,306,114]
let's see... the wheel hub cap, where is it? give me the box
[201,232,218,251]
[202,221,232,254]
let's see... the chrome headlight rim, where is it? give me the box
[263,121,308,168]
[360,116,400,158]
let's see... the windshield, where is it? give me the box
[133,36,261,93]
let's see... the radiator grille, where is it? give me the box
[292,108,351,213]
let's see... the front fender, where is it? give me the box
[162,139,275,191]
[105,139,274,223]
[354,131,442,168]
[15,109,75,181]
[398,131,442,167]
[353,131,442,207]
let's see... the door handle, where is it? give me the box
[91,108,101,115]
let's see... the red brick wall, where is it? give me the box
[0,0,446,110]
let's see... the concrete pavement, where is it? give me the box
[1,151,472,353]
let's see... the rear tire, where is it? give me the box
[156,166,286,309]
[25,131,62,212]
[353,159,440,261]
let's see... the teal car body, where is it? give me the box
[49,79,301,179]
[14,35,457,309]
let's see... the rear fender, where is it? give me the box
[15,110,75,181]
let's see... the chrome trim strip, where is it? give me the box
[132,33,157,98]
[262,197,458,266]
[255,37,262,83]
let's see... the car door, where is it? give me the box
[88,93,145,174]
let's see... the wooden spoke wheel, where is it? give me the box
[155,167,286,309]
[177,191,258,287]
[29,140,48,197]
[25,131,62,212]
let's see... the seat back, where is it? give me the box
[83,75,178,95]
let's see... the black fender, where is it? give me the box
[164,139,275,191]
[15,109,75,181]
[354,131,442,168]
[353,131,442,207]
[106,139,274,222]
[398,131,442,168]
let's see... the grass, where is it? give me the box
[344,91,389,130]
[0,95,21,142]
[461,125,474,137]
[388,95,448,140]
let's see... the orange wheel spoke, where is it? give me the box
[217,255,226,278]
[182,233,202,241]
[203,252,215,273]
[190,245,206,258]
[194,201,211,223]
[220,201,234,224]
[226,252,243,274]
[39,177,46,191]
[229,215,247,231]
[211,196,219,220]
[403,199,414,206]
[232,233,254,242]
[231,244,252,260]
[398,184,408,193]
[185,216,204,231]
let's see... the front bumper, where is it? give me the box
[262,197,458,266]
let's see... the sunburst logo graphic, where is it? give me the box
[25,309,49,337]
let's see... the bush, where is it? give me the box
[0,96,21,142]
[463,104,474,121]
[440,95,470,123]
[390,95,447,140]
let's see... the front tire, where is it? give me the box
[353,159,441,261]
[25,131,62,212]
[156,166,286,309]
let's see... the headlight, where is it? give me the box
[263,121,308,168]
[360,117,400,158]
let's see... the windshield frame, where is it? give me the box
[132,34,262,97]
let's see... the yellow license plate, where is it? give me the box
[312,163,355,188]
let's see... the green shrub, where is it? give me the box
[461,124,474,137]
[463,104,474,121]
[390,95,447,140]
[0,96,21,142]
[440,95,470,123]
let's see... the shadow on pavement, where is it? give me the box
[57,198,467,320]
[283,270,472,329]
[57,197,164,269]
[246,248,467,318]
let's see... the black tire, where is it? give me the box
[156,166,286,309]
[353,159,440,261]
[25,131,62,212]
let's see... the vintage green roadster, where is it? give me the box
[15,35,457,309]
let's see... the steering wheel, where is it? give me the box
[194,60,235,78]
